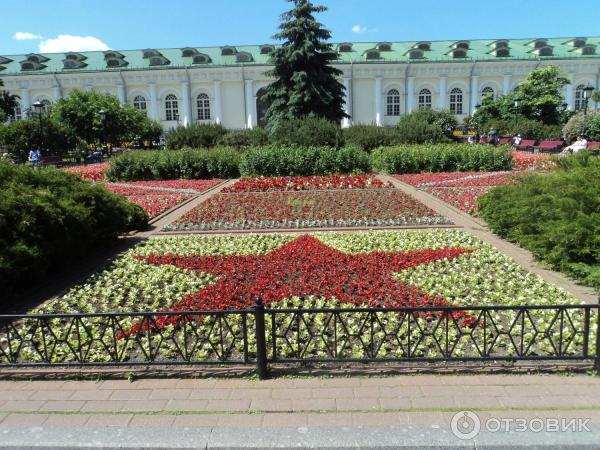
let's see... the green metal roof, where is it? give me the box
[1,37,599,75]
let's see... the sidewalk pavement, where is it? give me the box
[1,374,600,448]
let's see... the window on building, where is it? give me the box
[14,102,22,120]
[196,93,211,120]
[418,88,432,109]
[574,84,586,111]
[449,88,463,114]
[386,89,401,116]
[481,86,495,101]
[165,94,179,121]
[133,95,147,115]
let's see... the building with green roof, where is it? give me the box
[2,37,599,129]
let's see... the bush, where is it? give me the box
[107,147,240,181]
[239,145,370,176]
[0,163,147,290]
[343,125,397,151]
[370,144,513,174]
[478,156,600,290]
[394,109,455,144]
[218,128,269,149]
[269,117,344,148]
[562,110,600,142]
[481,117,563,141]
[165,123,227,149]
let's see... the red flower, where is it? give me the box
[223,175,391,193]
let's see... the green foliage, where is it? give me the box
[0,117,79,162]
[478,156,600,290]
[106,147,240,181]
[371,144,512,174]
[239,145,370,176]
[261,0,347,125]
[0,79,18,122]
[562,110,600,142]
[343,125,397,151]
[218,128,269,149]
[165,123,227,149]
[0,162,147,289]
[479,117,563,141]
[269,117,344,147]
[394,109,454,144]
[50,90,160,146]
[471,65,570,129]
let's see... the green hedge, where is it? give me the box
[0,163,147,291]
[165,123,227,149]
[268,118,344,148]
[239,145,370,176]
[478,153,600,290]
[106,147,241,181]
[370,144,513,174]
[343,125,397,151]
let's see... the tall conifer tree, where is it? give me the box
[261,0,347,125]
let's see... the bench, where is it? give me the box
[498,137,512,146]
[513,139,536,151]
[586,141,600,150]
[41,155,67,167]
[532,140,564,153]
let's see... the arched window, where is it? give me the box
[14,102,22,120]
[574,84,586,111]
[165,94,179,121]
[481,86,495,101]
[418,89,432,109]
[449,88,463,114]
[386,89,401,116]
[133,95,147,115]
[196,93,211,120]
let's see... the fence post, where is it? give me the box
[254,297,269,380]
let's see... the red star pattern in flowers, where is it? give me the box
[134,235,475,331]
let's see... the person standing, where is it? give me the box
[487,128,498,146]
[28,147,42,168]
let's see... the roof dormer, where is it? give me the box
[142,48,161,59]
[192,53,212,64]
[0,56,14,65]
[528,38,548,49]
[563,37,587,48]
[490,47,511,57]
[571,45,597,56]
[20,60,46,71]
[407,49,425,59]
[149,55,170,66]
[106,57,128,68]
[364,49,381,60]
[337,43,353,53]
[260,45,275,55]
[530,45,554,56]
[64,52,87,61]
[490,40,510,49]
[25,53,49,63]
[376,42,392,52]
[181,47,199,57]
[63,59,87,69]
[452,41,470,50]
[235,52,253,63]
[221,46,237,56]
[414,41,431,51]
[448,49,468,58]
[103,51,125,60]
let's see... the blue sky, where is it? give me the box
[2,0,600,55]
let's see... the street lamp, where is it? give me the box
[98,109,109,156]
[582,85,595,115]
[32,101,45,154]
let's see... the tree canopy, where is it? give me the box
[0,79,18,122]
[261,0,347,126]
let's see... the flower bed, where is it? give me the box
[64,163,110,182]
[512,151,557,171]
[4,230,585,363]
[395,171,530,214]
[104,184,193,220]
[222,175,390,193]
[166,189,451,231]
[121,179,223,193]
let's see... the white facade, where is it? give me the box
[3,59,600,131]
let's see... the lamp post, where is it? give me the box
[583,85,595,115]
[32,101,45,154]
[98,109,108,156]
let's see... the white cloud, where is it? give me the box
[14,32,43,40]
[352,25,367,34]
[38,34,110,53]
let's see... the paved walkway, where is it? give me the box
[1,375,600,448]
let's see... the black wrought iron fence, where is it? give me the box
[1,299,599,379]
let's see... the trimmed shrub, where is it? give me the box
[106,147,240,181]
[218,128,269,149]
[478,155,600,290]
[483,118,563,141]
[371,144,513,174]
[394,109,455,144]
[239,145,370,176]
[165,123,227,149]
[269,118,344,148]
[0,162,147,290]
[562,110,600,142]
[343,125,397,151]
